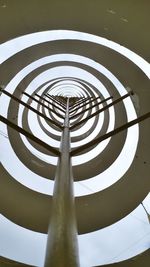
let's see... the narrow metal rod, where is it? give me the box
[70,96,113,119]
[141,203,150,223]
[70,96,101,113]
[0,89,62,129]
[69,97,80,108]
[71,111,150,156]
[23,92,64,119]
[0,115,60,156]
[70,92,133,130]
[69,97,89,108]
[46,94,66,109]
[44,98,80,267]
[35,93,65,113]
[69,96,92,111]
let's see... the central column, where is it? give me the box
[44,98,80,267]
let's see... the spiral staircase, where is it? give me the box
[0,1,150,266]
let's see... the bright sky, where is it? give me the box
[0,30,150,266]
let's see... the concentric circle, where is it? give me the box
[1,30,149,198]
[0,30,150,235]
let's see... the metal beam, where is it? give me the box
[69,97,88,108]
[141,203,150,223]
[46,94,66,109]
[0,89,62,129]
[35,93,66,113]
[70,92,133,130]
[70,96,113,119]
[69,96,100,114]
[71,111,150,156]
[44,98,80,267]
[22,92,64,119]
[0,115,60,156]
[69,96,92,111]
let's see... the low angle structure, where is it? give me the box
[0,1,150,266]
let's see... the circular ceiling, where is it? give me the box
[0,29,149,235]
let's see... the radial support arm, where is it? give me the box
[71,111,150,156]
[70,96,113,119]
[70,92,133,130]
[0,89,63,129]
[0,115,60,156]
[22,91,64,119]
[46,94,66,109]
[35,93,66,113]
[69,96,92,112]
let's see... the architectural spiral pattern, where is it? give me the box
[0,30,149,236]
